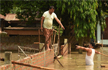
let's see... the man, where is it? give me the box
[41,6,65,50]
[76,42,101,65]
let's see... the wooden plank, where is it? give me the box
[34,42,40,44]
[21,46,39,51]
[4,27,40,30]
[4,30,43,35]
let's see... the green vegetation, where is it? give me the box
[0,0,107,40]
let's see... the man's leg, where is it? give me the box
[46,34,50,50]
[44,28,51,50]
[49,29,53,49]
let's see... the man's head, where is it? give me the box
[49,6,55,14]
[89,42,95,49]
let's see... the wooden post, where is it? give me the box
[1,19,5,31]
[57,25,60,55]
[4,51,12,64]
[53,31,56,45]
[39,43,45,52]
[64,38,70,54]
[97,49,101,67]
[68,43,71,54]
[64,38,67,44]
[57,18,61,55]
[38,29,40,43]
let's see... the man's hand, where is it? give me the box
[41,16,45,32]
[61,25,65,30]
[41,27,43,32]
[76,45,81,49]
[55,17,65,30]
[95,50,101,54]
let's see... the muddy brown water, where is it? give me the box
[0,47,108,70]
[48,47,108,70]
[0,51,35,65]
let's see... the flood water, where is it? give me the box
[48,47,108,70]
[0,51,35,65]
[0,47,108,70]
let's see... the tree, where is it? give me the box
[97,1,107,31]
[0,1,14,16]
[12,1,56,21]
[56,0,99,39]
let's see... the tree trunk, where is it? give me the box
[68,42,71,54]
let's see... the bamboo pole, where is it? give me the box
[11,60,55,70]
[18,46,28,57]
[57,25,60,55]
[54,57,64,67]
[57,18,61,55]
[100,53,108,57]
[53,31,56,44]
[53,29,58,33]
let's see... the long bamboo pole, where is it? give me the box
[18,46,28,57]
[12,60,55,70]
[100,53,108,57]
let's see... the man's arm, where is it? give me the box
[95,50,100,54]
[54,17,65,30]
[76,45,90,52]
[41,16,45,31]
